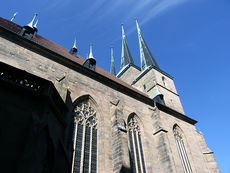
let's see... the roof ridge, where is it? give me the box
[0,17,149,98]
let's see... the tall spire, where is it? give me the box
[120,24,134,70]
[110,46,116,75]
[136,19,159,71]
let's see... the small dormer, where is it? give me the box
[83,43,96,71]
[150,81,165,105]
[69,38,78,57]
[19,13,39,39]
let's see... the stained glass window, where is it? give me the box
[173,125,192,173]
[128,115,146,173]
[71,100,97,173]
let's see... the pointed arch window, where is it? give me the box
[71,99,97,173]
[173,125,192,173]
[128,115,146,173]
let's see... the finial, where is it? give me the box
[111,46,114,62]
[110,46,116,75]
[33,18,39,29]
[135,18,141,34]
[11,12,18,21]
[121,24,125,38]
[73,38,77,49]
[88,43,95,59]
[27,13,38,28]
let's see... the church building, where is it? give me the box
[0,14,219,173]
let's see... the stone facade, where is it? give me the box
[0,17,220,173]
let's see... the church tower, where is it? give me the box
[0,16,220,173]
[117,24,141,85]
[116,20,219,173]
[118,20,184,114]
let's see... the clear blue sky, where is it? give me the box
[1,0,230,172]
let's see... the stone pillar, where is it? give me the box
[197,131,220,173]
[111,109,131,173]
[152,108,175,173]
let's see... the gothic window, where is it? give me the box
[173,125,192,173]
[71,99,98,173]
[128,115,146,173]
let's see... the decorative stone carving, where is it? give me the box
[74,101,97,128]
[128,116,140,133]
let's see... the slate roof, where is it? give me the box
[0,17,197,125]
[136,20,159,71]
[120,24,134,70]
[0,17,148,98]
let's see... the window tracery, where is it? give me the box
[173,125,192,173]
[128,115,146,173]
[72,100,97,173]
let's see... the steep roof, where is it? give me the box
[0,17,197,125]
[0,17,147,97]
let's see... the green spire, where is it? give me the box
[136,19,159,71]
[120,24,134,70]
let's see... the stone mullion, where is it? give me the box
[80,123,86,173]
[71,122,78,173]
[138,133,146,173]
[131,129,139,173]
[178,138,190,173]
[175,137,187,173]
[91,128,97,173]
[179,138,190,173]
[135,131,143,173]
[88,127,93,173]
[180,139,192,173]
